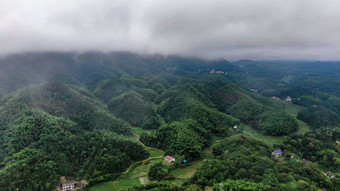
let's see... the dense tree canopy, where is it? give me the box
[158,92,239,134]
[297,107,340,128]
[108,91,160,129]
[141,120,207,159]
[193,136,335,190]
[279,128,340,170]
[253,111,299,136]
[215,179,270,191]
[0,93,149,190]
[0,52,339,190]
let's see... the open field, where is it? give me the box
[295,120,310,135]
[283,102,303,116]
[241,102,311,146]
[283,103,311,135]
[132,127,153,136]
[170,160,204,179]
[148,149,164,158]
[242,124,284,146]
[89,157,203,190]
[89,182,116,191]
[123,127,153,142]
[114,178,141,188]
[89,157,160,190]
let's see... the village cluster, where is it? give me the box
[271,149,336,180]
[198,68,227,75]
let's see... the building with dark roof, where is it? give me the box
[272,149,283,158]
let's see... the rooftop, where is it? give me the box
[62,180,77,184]
[166,155,175,160]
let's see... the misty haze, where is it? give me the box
[0,1,339,191]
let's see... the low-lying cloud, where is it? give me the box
[1,0,340,60]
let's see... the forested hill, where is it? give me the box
[0,52,339,191]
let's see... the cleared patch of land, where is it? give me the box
[294,120,310,135]
[89,182,115,191]
[148,149,164,158]
[169,160,204,179]
[283,103,311,135]
[241,103,311,146]
[242,124,283,146]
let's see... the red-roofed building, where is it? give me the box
[165,155,175,164]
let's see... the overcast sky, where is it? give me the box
[1,0,340,60]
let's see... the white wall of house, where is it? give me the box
[62,183,75,190]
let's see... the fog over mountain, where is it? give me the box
[1,0,340,60]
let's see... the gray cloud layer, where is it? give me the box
[1,0,340,60]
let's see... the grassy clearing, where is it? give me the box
[89,182,115,191]
[89,126,201,190]
[100,159,160,190]
[280,102,310,132]
[283,103,311,135]
[240,103,311,146]
[115,178,141,188]
[242,124,284,146]
[294,120,310,135]
[131,163,152,178]
[88,161,149,191]
[148,149,164,158]
[123,127,154,142]
[152,158,162,163]
[169,160,204,179]
[132,127,153,136]
[124,127,158,146]
[123,135,138,142]
[283,103,303,116]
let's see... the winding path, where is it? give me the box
[121,134,164,175]
[136,135,164,154]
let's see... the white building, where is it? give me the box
[165,155,175,164]
[58,177,85,191]
[285,96,292,103]
[62,181,75,190]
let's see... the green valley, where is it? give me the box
[0,52,339,191]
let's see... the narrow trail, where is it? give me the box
[121,134,164,175]
[121,158,150,175]
[136,135,164,154]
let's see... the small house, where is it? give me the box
[250,89,258,93]
[272,149,283,158]
[215,71,224,74]
[62,181,76,191]
[165,155,175,164]
[285,96,292,103]
[323,171,335,179]
[272,96,280,100]
[58,176,85,191]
